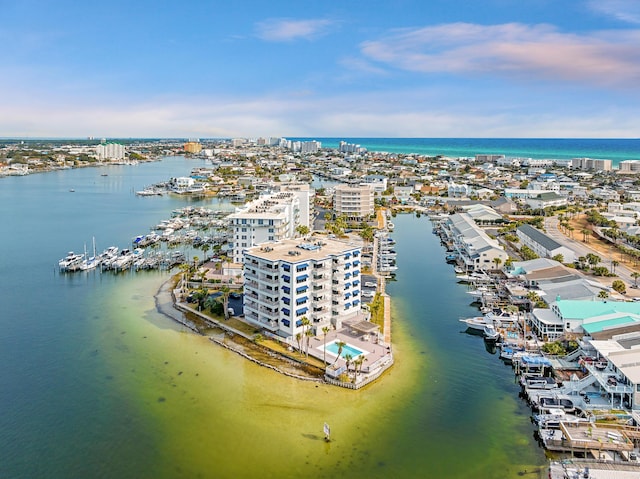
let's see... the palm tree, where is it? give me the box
[598,290,609,300]
[178,262,191,296]
[295,332,303,354]
[332,340,346,366]
[220,285,231,319]
[612,260,619,274]
[586,253,601,269]
[192,255,200,273]
[321,326,330,364]
[300,316,311,355]
[343,353,353,379]
[295,225,310,237]
[632,272,640,288]
[492,257,502,271]
[304,328,314,358]
[201,243,210,261]
[581,229,590,243]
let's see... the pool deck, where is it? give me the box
[307,324,392,374]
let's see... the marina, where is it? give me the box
[0,161,548,478]
[12,137,640,477]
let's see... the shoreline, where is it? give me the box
[154,275,327,382]
[154,273,394,387]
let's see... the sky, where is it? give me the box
[1,0,640,138]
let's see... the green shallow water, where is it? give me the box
[0,157,547,478]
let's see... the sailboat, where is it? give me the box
[80,237,100,271]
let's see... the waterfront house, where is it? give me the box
[530,299,640,342]
[441,213,508,271]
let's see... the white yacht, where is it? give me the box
[59,252,85,272]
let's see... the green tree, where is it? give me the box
[598,290,609,299]
[322,326,330,364]
[551,254,564,263]
[343,353,353,380]
[305,327,314,358]
[586,253,601,268]
[220,285,231,319]
[300,316,311,356]
[611,260,619,274]
[332,340,346,366]
[612,280,626,294]
[295,332,303,355]
[296,224,310,237]
[492,257,502,271]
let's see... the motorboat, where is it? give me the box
[59,251,85,272]
[467,286,496,299]
[483,324,501,342]
[459,315,493,333]
[521,375,558,390]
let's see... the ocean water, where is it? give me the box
[294,137,640,164]
[0,149,565,478]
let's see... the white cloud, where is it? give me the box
[0,89,638,139]
[255,18,334,42]
[360,22,640,88]
[588,0,640,24]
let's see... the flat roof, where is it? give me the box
[246,236,360,262]
[558,300,640,320]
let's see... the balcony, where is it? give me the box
[258,275,279,286]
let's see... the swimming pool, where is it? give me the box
[325,341,365,358]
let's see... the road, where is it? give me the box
[544,216,639,293]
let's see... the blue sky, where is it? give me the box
[2,0,640,138]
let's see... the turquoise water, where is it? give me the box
[294,137,640,164]
[325,341,365,358]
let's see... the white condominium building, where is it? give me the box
[243,238,363,339]
[620,160,640,173]
[571,157,612,171]
[275,183,313,229]
[228,192,301,264]
[333,184,374,220]
[95,143,125,161]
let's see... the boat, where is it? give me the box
[483,324,501,342]
[456,272,491,283]
[459,315,493,333]
[538,396,575,413]
[387,222,394,231]
[484,309,519,328]
[79,238,100,271]
[521,375,558,390]
[69,189,75,192]
[58,251,85,272]
[466,286,495,298]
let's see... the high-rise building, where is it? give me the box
[243,237,362,338]
[228,192,302,264]
[95,142,125,161]
[183,141,202,154]
[571,158,612,171]
[333,184,375,220]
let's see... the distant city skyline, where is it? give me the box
[2,0,640,138]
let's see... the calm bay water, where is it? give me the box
[0,153,548,478]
